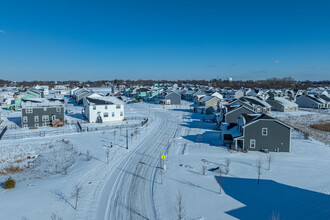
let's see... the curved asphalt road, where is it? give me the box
[99,111,177,220]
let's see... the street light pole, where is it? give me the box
[126,121,128,149]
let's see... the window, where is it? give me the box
[112,112,115,117]
[23,116,28,123]
[26,108,33,114]
[35,123,39,127]
[44,107,47,111]
[104,112,109,117]
[262,128,268,136]
[51,115,56,121]
[105,105,108,110]
[250,139,256,148]
[42,115,49,122]
[34,116,39,122]
[116,105,121,109]
[56,107,61,112]
[23,124,28,128]
[120,111,123,116]
[42,122,48,127]
[93,106,96,110]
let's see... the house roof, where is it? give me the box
[271,97,298,107]
[241,113,274,124]
[86,96,123,105]
[21,98,64,107]
[240,96,271,108]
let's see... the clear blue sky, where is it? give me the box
[0,0,329,81]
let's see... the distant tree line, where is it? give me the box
[0,77,329,90]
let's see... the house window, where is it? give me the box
[250,139,256,148]
[56,107,61,112]
[262,128,268,136]
[23,124,28,128]
[51,115,56,121]
[23,116,28,123]
[44,107,47,111]
[93,106,96,110]
[105,105,108,110]
[116,105,121,109]
[42,122,48,127]
[34,116,39,122]
[26,108,33,114]
[35,123,39,127]
[112,112,115,117]
[42,115,49,122]
[120,111,123,116]
[104,112,109,117]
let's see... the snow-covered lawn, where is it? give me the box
[154,110,330,220]
[0,103,329,220]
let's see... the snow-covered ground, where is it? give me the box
[0,102,329,220]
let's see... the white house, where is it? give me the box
[54,85,69,95]
[83,94,125,123]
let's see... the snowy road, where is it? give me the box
[99,111,178,220]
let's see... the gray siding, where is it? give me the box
[240,120,290,152]
[165,92,181,105]
[22,106,64,128]
[225,107,255,124]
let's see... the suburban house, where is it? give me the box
[221,113,291,152]
[7,90,41,111]
[183,90,202,101]
[218,105,256,125]
[266,97,298,112]
[75,89,90,105]
[54,85,69,95]
[83,95,124,123]
[239,96,272,113]
[160,92,181,105]
[191,95,220,114]
[21,98,65,128]
[34,85,49,95]
[295,95,329,109]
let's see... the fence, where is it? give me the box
[0,117,148,141]
[0,124,20,130]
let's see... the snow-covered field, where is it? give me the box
[0,102,329,220]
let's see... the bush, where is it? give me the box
[310,123,330,132]
[4,177,16,189]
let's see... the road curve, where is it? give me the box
[99,111,177,220]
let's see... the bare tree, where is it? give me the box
[86,150,92,161]
[106,148,110,164]
[266,153,273,170]
[269,211,280,220]
[62,164,70,175]
[134,127,140,139]
[71,183,82,210]
[256,158,262,184]
[202,165,207,175]
[224,158,231,175]
[176,192,185,220]
[51,212,63,220]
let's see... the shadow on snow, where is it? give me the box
[214,176,330,220]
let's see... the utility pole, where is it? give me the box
[126,121,128,149]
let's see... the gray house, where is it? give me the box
[233,114,291,152]
[21,98,65,128]
[295,95,329,109]
[161,92,181,105]
[266,97,298,112]
[220,105,256,124]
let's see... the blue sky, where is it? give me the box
[0,0,329,81]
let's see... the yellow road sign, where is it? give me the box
[161,154,166,160]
